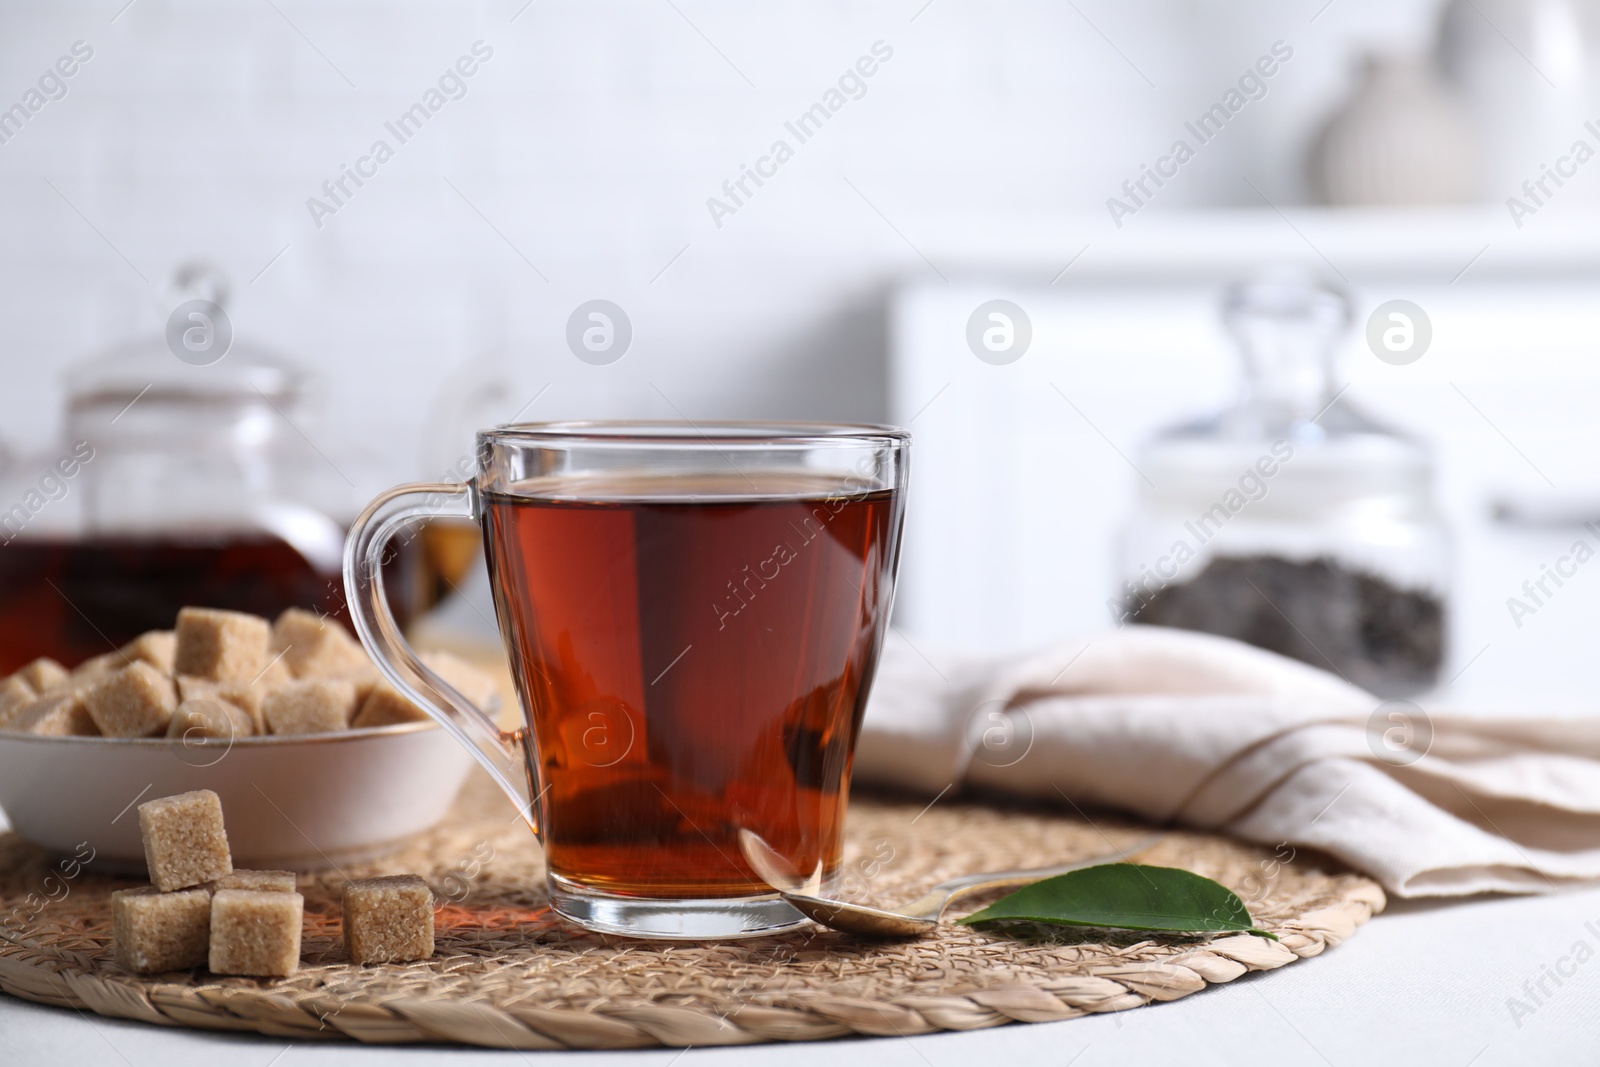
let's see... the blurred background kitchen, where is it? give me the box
[4,0,1600,710]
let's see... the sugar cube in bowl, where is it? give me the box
[0,609,494,871]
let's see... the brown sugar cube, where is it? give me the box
[336,664,382,701]
[232,657,293,730]
[16,657,68,693]
[86,662,178,738]
[138,789,232,891]
[0,675,36,728]
[422,651,498,710]
[212,869,296,893]
[166,697,254,740]
[219,683,270,736]
[272,608,370,680]
[351,683,423,728]
[177,676,230,715]
[70,650,127,683]
[176,675,220,704]
[209,889,303,977]
[121,630,177,674]
[7,688,98,736]
[174,607,271,683]
[231,651,294,693]
[352,652,496,729]
[263,679,358,735]
[112,886,211,974]
[180,677,263,736]
[343,874,434,964]
[253,653,294,690]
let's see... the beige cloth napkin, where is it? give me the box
[855,625,1600,897]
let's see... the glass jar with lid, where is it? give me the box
[0,267,424,671]
[1116,271,1449,697]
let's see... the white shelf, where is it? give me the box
[906,207,1600,283]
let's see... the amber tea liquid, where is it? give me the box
[483,474,901,899]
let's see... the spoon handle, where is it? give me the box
[898,832,1167,920]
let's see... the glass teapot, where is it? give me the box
[1116,271,1449,697]
[0,267,420,672]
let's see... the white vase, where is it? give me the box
[1436,0,1598,202]
[1307,52,1478,206]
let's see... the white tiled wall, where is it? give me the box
[1,0,1440,487]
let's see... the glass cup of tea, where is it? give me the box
[344,422,909,939]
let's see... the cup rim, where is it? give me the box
[479,420,909,446]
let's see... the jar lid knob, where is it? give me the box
[164,261,230,311]
[1222,269,1351,426]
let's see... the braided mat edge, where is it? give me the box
[0,778,1385,1049]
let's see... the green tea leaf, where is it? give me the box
[957,863,1276,940]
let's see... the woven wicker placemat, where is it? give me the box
[0,774,1383,1049]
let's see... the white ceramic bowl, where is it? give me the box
[0,724,475,873]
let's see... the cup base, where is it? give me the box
[548,875,811,940]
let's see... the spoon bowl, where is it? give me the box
[738,829,1167,939]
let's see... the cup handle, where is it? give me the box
[342,482,536,830]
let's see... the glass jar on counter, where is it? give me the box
[0,270,425,672]
[1116,271,1449,697]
